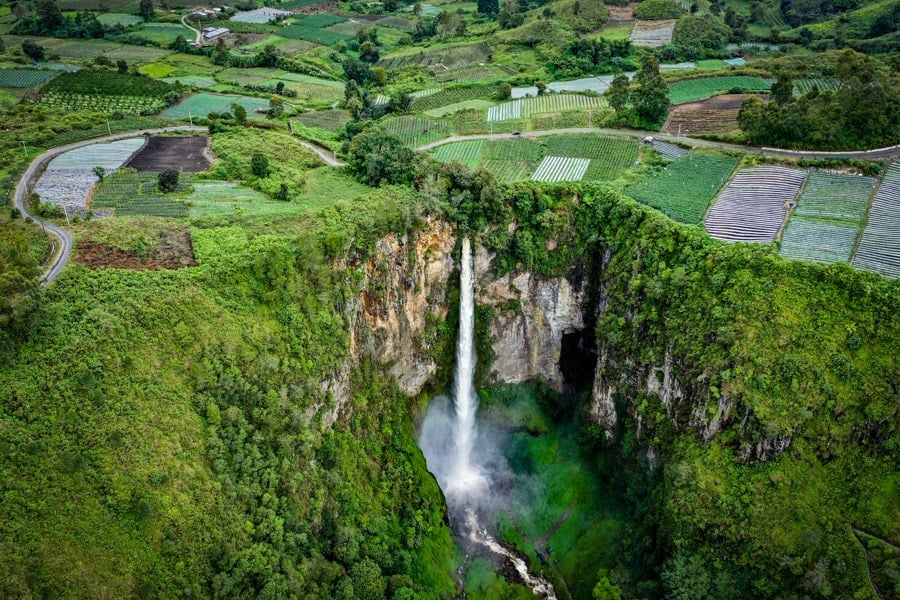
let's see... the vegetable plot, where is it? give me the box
[531,156,590,182]
[851,163,900,278]
[0,69,58,88]
[626,152,737,223]
[667,76,771,104]
[704,166,806,243]
[780,172,875,264]
[431,140,484,169]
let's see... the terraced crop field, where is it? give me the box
[663,94,768,135]
[101,45,172,62]
[295,109,351,132]
[92,170,190,218]
[185,181,286,217]
[382,116,450,146]
[629,20,676,47]
[162,93,269,119]
[794,78,841,95]
[277,24,352,45]
[424,99,494,118]
[431,140,484,169]
[409,85,500,111]
[668,77,771,104]
[0,69,57,88]
[705,166,806,243]
[780,172,875,264]
[626,153,738,223]
[487,94,607,122]
[477,159,536,182]
[40,71,178,115]
[532,156,590,182]
[378,43,491,71]
[851,163,900,278]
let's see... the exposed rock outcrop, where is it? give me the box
[476,262,587,391]
[317,221,456,426]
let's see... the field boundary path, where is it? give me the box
[14,126,205,286]
[416,129,900,160]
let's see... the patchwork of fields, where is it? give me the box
[34,138,146,215]
[487,94,607,122]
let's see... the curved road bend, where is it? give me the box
[180,12,203,45]
[416,129,900,161]
[14,126,206,286]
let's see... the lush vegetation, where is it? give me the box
[738,50,900,150]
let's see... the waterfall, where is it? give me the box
[419,238,557,600]
[445,237,486,500]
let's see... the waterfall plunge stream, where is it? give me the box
[419,238,557,599]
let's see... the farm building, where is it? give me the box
[202,27,230,40]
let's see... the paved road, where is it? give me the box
[14,126,205,286]
[180,12,202,45]
[416,128,900,160]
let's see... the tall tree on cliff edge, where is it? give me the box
[632,55,670,127]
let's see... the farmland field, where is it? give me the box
[780,172,875,264]
[47,138,146,170]
[376,16,416,31]
[477,159,536,182]
[626,153,737,223]
[409,85,500,112]
[45,116,168,147]
[33,138,146,214]
[277,24,352,45]
[705,166,806,243]
[382,116,450,146]
[96,13,143,27]
[92,169,190,218]
[531,156,590,182]
[630,20,676,47]
[487,94,606,121]
[424,99,495,118]
[851,163,900,278]
[162,93,270,119]
[295,109,351,132]
[184,181,294,217]
[54,40,121,59]
[378,43,491,71]
[794,78,841,95]
[133,23,191,45]
[103,45,172,63]
[40,71,179,115]
[663,94,769,135]
[125,136,211,172]
[431,140,484,169]
[650,140,689,160]
[0,69,57,87]
[668,77,771,104]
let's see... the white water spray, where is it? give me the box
[419,238,556,600]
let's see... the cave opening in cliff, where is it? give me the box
[559,329,597,394]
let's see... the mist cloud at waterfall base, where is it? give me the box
[418,394,514,532]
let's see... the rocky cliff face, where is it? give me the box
[317,220,456,426]
[474,246,587,391]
